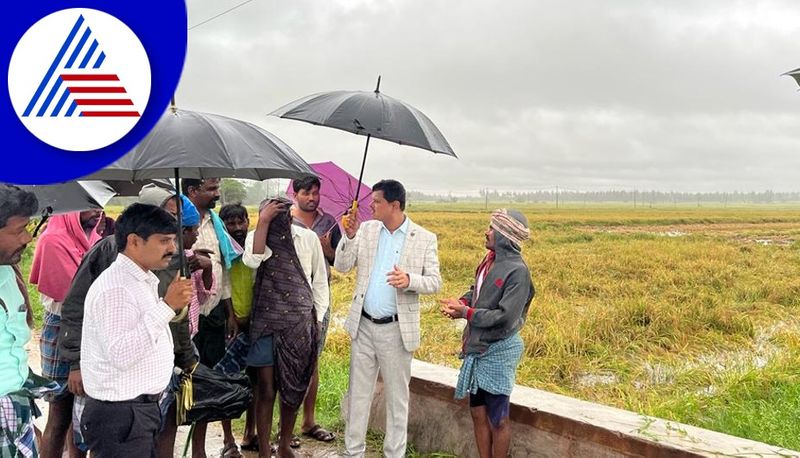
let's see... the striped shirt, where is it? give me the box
[81,254,175,401]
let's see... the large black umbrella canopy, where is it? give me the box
[82,106,316,275]
[270,77,457,204]
[82,108,316,181]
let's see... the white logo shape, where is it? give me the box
[8,8,151,151]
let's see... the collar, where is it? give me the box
[117,253,159,284]
[291,205,324,228]
[289,225,303,239]
[381,216,409,235]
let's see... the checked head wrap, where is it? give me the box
[490,208,530,247]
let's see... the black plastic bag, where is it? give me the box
[176,363,253,425]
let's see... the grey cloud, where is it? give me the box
[176,0,800,192]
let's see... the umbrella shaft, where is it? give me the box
[175,168,189,278]
[354,134,371,203]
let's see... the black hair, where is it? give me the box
[372,179,406,211]
[181,178,202,195]
[292,176,321,193]
[219,203,248,221]
[0,184,38,228]
[115,203,178,251]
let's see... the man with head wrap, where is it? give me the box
[440,209,535,458]
[242,197,329,458]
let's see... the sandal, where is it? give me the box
[275,435,301,449]
[220,442,243,458]
[302,424,336,442]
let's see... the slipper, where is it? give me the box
[240,436,258,452]
[302,424,336,442]
[220,442,242,458]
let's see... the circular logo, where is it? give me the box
[1,0,185,184]
[8,8,150,151]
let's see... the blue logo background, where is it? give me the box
[2,1,186,184]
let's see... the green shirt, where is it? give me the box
[230,259,255,319]
[0,266,30,394]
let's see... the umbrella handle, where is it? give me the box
[341,201,359,228]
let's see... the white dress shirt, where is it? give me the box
[81,254,175,401]
[242,226,330,322]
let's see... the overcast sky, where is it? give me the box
[176,0,800,193]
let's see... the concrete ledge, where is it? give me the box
[365,360,799,457]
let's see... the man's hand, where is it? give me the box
[319,232,335,260]
[95,214,106,236]
[68,369,85,396]
[164,272,193,311]
[187,253,212,273]
[226,313,239,342]
[258,200,287,224]
[194,248,214,258]
[386,265,410,289]
[342,212,359,239]
[439,298,467,319]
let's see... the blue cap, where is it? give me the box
[180,195,200,227]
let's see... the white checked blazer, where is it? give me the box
[334,218,441,352]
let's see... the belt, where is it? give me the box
[361,309,398,325]
[119,394,160,403]
[89,393,161,404]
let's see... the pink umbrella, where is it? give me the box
[286,161,373,230]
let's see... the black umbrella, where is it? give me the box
[782,67,800,89]
[82,105,316,275]
[270,76,456,217]
[20,179,174,236]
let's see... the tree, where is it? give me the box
[220,178,247,205]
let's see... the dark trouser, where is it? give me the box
[80,396,161,458]
[469,388,510,428]
[193,303,227,367]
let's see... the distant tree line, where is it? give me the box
[406,189,800,205]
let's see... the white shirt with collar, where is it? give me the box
[242,226,330,322]
[81,254,175,401]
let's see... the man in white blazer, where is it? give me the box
[335,179,442,458]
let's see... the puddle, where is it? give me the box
[577,373,618,387]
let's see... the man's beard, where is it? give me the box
[299,201,318,212]
[232,232,246,247]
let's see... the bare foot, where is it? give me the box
[276,445,296,458]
